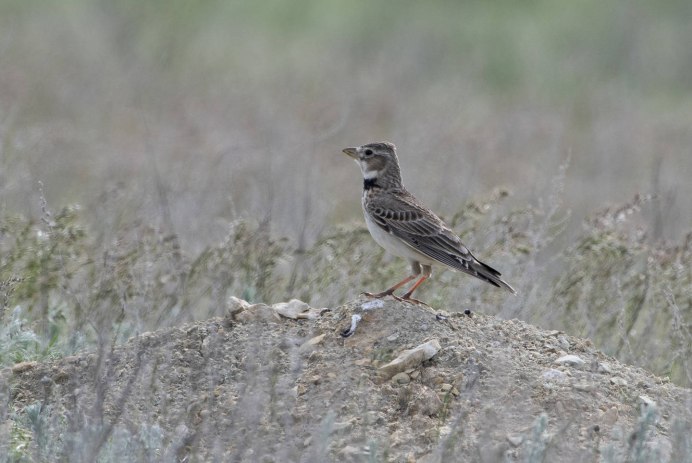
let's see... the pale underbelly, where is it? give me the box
[363,210,435,265]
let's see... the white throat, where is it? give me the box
[359,161,379,180]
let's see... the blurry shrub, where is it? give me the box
[0,191,689,386]
[552,195,691,385]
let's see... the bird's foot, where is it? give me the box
[362,291,393,299]
[400,296,431,307]
[362,292,409,304]
[362,291,430,307]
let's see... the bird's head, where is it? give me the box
[341,142,400,183]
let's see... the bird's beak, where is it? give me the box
[342,147,358,160]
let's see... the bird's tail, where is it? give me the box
[471,260,517,295]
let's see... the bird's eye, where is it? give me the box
[364,149,373,156]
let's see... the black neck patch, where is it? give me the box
[363,178,380,190]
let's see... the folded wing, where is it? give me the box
[366,191,516,294]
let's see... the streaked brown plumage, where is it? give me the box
[342,141,516,305]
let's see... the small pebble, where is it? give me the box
[361,300,384,310]
[598,362,612,374]
[639,395,656,412]
[542,369,567,382]
[507,434,524,447]
[392,372,411,385]
[603,406,619,426]
[11,362,38,374]
[411,387,443,416]
[557,335,570,350]
[610,377,627,387]
[299,334,325,352]
[573,382,594,392]
[555,354,585,368]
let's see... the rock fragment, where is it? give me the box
[410,386,444,417]
[639,395,656,414]
[361,300,384,310]
[226,296,250,317]
[228,297,329,322]
[598,362,612,374]
[299,334,326,353]
[610,377,627,387]
[507,434,524,447]
[12,362,38,374]
[542,369,567,382]
[272,299,329,319]
[233,303,281,323]
[378,339,441,379]
[555,354,585,368]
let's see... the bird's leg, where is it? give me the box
[399,276,430,306]
[363,274,417,299]
[399,264,432,306]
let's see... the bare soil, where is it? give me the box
[5,298,691,462]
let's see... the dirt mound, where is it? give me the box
[5,298,691,462]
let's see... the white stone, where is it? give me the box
[554,354,585,368]
[299,334,326,352]
[379,339,441,378]
[361,300,384,311]
[542,369,567,382]
[507,434,524,447]
[272,299,310,319]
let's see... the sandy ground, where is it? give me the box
[5,297,691,462]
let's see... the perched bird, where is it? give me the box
[342,141,516,305]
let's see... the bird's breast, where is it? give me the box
[362,201,434,265]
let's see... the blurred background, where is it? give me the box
[1,0,691,247]
[1,1,691,384]
[2,4,692,459]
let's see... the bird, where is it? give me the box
[341,141,516,305]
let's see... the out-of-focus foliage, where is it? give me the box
[1,0,691,249]
[552,196,691,386]
[1,191,689,386]
[1,2,691,460]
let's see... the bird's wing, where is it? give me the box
[366,190,516,293]
[366,191,473,267]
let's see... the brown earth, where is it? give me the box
[5,297,691,462]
